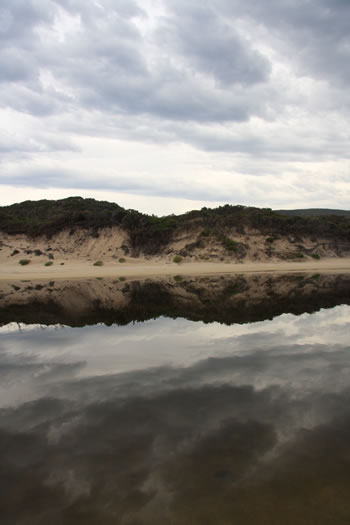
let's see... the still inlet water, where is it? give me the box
[1,274,350,524]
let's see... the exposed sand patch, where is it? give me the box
[0,227,129,262]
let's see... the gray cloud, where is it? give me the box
[0,0,349,206]
[0,0,275,124]
[217,0,350,84]
[0,133,79,158]
[1,0,348,124]
[157,3,271,87]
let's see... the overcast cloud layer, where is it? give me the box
[0,0,349,213]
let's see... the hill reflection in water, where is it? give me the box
[1,274,350,524]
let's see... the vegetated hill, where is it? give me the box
[1,197,350,259]
[276,208,350,217]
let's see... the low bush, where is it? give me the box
[174,274,183,282]
[44,261,53,266]
[93,260,104,266]
[220,234,238,252]
[173,255,182,263]
[311,253,321,260]
[119,258,126,263]
[19,259,30,265]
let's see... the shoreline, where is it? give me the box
[1,258,350,281]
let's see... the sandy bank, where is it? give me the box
[1,258,350,281]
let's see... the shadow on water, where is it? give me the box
[1,274,350,523]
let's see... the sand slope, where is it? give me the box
[1,227,350,281]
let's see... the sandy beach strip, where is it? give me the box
[1,258,350,281]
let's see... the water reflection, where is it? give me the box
[1,275,350,523]
[1,272,350,326]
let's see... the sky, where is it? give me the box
[0,0,349,215]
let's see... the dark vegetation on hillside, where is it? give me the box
[276,208,350,217]
[1,197,350,254]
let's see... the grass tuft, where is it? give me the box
[19,259,30,265]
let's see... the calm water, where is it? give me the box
[1,274,350,524]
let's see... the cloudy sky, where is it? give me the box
[0,0,349,215]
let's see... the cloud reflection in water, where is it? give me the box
[1,305,350,523]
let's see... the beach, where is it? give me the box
[1,257,350,281]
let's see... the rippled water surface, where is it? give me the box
[1,274,350,524]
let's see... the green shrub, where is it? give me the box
[295,252,304,258]
[119,276,126,282]
[19,259,30,265]
[311,253,321,260]
[174,274,183,282]
[173,255,182,263]
[266,237,275,243]
[311,273,321,280]
[93,260,104,266]
[44,261,53,266]
[119,257,126,263]
[60,262,64,265]
[220,234,238,252]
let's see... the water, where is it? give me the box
[1,273,350,524]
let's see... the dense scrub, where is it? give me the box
[1,197,350,255]
[276,208,350,217]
